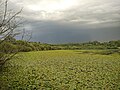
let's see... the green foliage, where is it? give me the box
[1,40,120,53]
[54,40,120,50]
[0,50,120,89]
[0,42,18,54]
[17,45,32,52]
[80,49,120,55]
[0,42,18,68]
[0,52,5,59]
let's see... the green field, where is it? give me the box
[0,50,120,90]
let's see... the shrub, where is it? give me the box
[0,42,18,54]
[17,45,32,52]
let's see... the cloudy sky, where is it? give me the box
[9,0,120,43]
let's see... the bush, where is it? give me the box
[0,42,18,54]
[17,46,32,52]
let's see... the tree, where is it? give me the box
[0,0,23,68]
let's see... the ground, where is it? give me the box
[0,50,120,90]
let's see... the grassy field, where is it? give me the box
[0,50,120,90]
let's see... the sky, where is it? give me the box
[9,0,120,43]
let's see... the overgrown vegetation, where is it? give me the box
[0,50,120,89]
[1,39,120,52]
[1,38,120,69]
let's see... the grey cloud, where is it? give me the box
[9,0,120,25]
[24,21,120,43]
[8,0,120,43]
[63,1,120,25]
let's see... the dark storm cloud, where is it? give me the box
[8,0,120,43]
[24,21,120,44]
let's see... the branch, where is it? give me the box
[1,0,8,26]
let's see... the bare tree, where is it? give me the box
[21,28,32,42]
[0,0,23,68]
[0,0,23,41]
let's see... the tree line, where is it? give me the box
[1,37,120,53]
